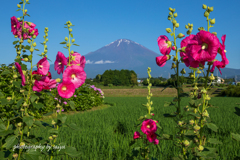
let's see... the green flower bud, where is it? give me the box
[20,89,25,93]
[72,39,75,43]
[167,16,171,20]
[45,33,48,37]
[201,88,207,94]
[193,108,198,114]
[187,30,191,35]
[71,50,74,54]
[185,25,188,29]
[17,122,22,127]
[20,108,24,112]
[181,46,186,52]
[7,97,12,101]
[69,28,72,32]
[56,104,61,108]
[205,95,211,101]
[65,37,68,41]
[198,27,205,31]
[198,145,204,151]
[49,136,53,140]
[174,23,179,28]
[173,56,178,61]
[172,8,175,12]
[171,63,176,69]
[212,32,217,36]
[66,44,70,47]
[27,39,31,43]
[178,121,183,126]
[194,86,198,90]
[169,12,172,15]
[183,140,190,146]
[194,125,200,131]
[13,153,18,159]
[33,42,37,47]
[210,18,215,24]
[44,50,47,53]
[166,28,172,33]
[23,58,28,62]
[30,48,34,52]
[23,102,28,107]
[17,4,21,8]
[33,35,36,39]
[13,74,18,79]
[189,119,194,125]
[41,52,45,56]
[180,68,186,74]
[24,9,27,13]
[173,13,178,17]
[208,6,214,12]
[202,4,207,9]
[172,19,177,25]
[46,38,48,42]
[177,33,185,38]
[197,70,201,74]
[51,120,56,125]
[67,25,70,28]
[52,135,58,138]
[203,110,209,117]
[169,7,173,11]
[19,142,25,147]
[204,11,209,17]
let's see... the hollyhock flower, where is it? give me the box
[154,139,159,145]
[157,35,172,55]
[54,98,58,100]
[210,35,229,75]
[146,132,158,143]
[185,30,220,62]
[62,65,86,89]
[180,35,195,67]
[32,70,52,79]
[156,55,168,67]
[16,21,39,40]
[57,81,75,98]
[11,16,21,35]
[133,131,141,139]
[54,51,68,74]
[141,119,157,134]
[74,95,77,97]
[15,62,26,86]
[37,57,50,76]
[32,76,57,92]
[57,109,64,113]
[63,101,67,105]
[67,52,86,69]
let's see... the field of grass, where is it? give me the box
[32,96,240,160]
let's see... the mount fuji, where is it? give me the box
[32,38,240,80]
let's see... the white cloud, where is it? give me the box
[86,60,116,64]
[86,60,93,64]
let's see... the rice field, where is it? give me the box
[31,96,240,160]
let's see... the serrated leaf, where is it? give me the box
[23,149,41,160]
[185,130,195,135]
[23,116,34,127]
[0,122,6,132]
[231,133,240,141]
[206,123,218,132]
[1,70,11,75]
[65,123,81,130]
[4,135,17,149]
[13,81,21,88]
[68,101,75,110]
[33,102,44,109]
[208,138,223,144]
[65,146,81,158]
[57,114,67,123]
[17,98,24,107]
[30,94,38,103]
[73,44,80,46]
[60,42,67,44]
[13,40,19,45]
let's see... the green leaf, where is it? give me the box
[23,148,41,160]
[64,146,81,158]
[13,40,19,45]
[162,134,173,140]
[33,102,44,109]
[0,122,6,132]
[189,67,198,71]
[48,128,58,134]
[156,123,162,129]
[1,70,11,75]
[23,116,34,127]
[65,123,81,130]
[60,42,67,44]
[206,123,218,132]
[68,101,75,110]
[57,114,67,123]
[13,81,21,88]
[43,111,53,117]
[73,44,80,46]
[24,45,31,50]
[0,99,8,105]
[16,9,21,11]
[231,133,240,141]
[163,113,176,118]
[184,130,195,135]
[70,33,73,38]
[208,138,223,144]
[170,33,174,36]
[30,94,38,103]
[164,101,171,107]
[17,98,24,107]
[4,135,18,149]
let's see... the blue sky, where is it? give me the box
[1,0,240,70]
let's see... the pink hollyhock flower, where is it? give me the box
[154,139,159,145]
[74,95,77,97]
[210,35,229,75]
[156,55,168,67]
[32,76,57,92]
[14,62,26,86]
[157,35,172,55]
[57,109,64,113]
[180,35,195,67]
[54,98,58,100]
[11,16,21,35]
[185,30,220,62]
[54,51,68,74]
[62,65,86,89]
[37,57,50,76]
[57,81,75,99]
[141,119,157,134]
[32,70,52,79]
[133,131,141,139]
[63,101,67,105]
[67,52,86,69]
[146,132,157,143]
[18,21,39,40]
[172,46,176,50]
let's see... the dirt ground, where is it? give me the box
[101,87,219,97]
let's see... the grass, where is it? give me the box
[31,96,240,160]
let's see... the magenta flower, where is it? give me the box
[16,21,39,40]
[133,131,141,139]
[37,57,50,76]
[156,55,168,67]
[54,98,58,100]
[62,65,86,89]
[210,35,229,75]
[11,16,21,35]
[63,101,67,105]
[157,35,171,55]
[74,95,77,97]
[15,62,26,86]
[146,132,158,143]
[57,109,64,113]
[180,35,195,67]
[185,30,220,62]
[32,76,57,92]
[67,52,86,69]
[57,81,75,99]
[154,139,159,145]
[54,51,68,74]
[141,119,157,134]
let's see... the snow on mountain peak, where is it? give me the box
[104,39,143,47]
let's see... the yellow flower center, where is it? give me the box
[58,62,62,65]
[14,25,16,27]
[71,74,76,79]
[147,125,150,128]
[224,50,226,53]
[38,65,43,69]
[201,43,208,50]
[62,86,66,91]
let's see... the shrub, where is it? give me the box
[108,84,113,87]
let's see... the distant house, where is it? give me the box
[137,80,143,83]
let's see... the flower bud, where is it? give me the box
[172,46,176,50]
[189,119,194,125]
[169,7,173,11]
[210,18,215,24]
[30,48,34,52]
[190,74,194,78]
[196,70,201,74]
[193,86,198,90]
[7,97,12,101]
[17,122,22,127]
[32,35,36,39]
[185,25,188,29]
[194,108,198,114]
[183,140,190,146]
[151,113,154,116]
[20,108,24,112]
[23,58,28,62]
[33,42,37,47]
[44,50,47,53]
[23,102,28,107]
[27,39,31,43]
[177,33,185,38]
[56,78,61,83]
[169,12,172,15]
[13,74,18,79]
[173,13,178,17]
[173,56,178,61]
[56,104,61,108]
[51,120,56,125]
[204,11,209,17]
[166,55,171,60]
[180,68,186,74]
[66,44,70,47]
[174,23,179,28]
[19,142,25,147]
[178,121,183,126]
[171,63,176,68]
[53,135,58,138]
[13,153,18,159]
[203,110,209,117]
[72,39,75,43]
[17,4,21,8]
[201,88,207,94]
[46,38,48,42]
[198,145,204,151]
[45,33,48,37]
[172,8,175,12]
[212,32,217,36]
[24,9,27,13]
[187,30,191,35]
[69,28,72,32]
[172,19,177,25]
[202,4,207,9]
[194,125,200,131]
[205,95,211,101]
[49,136,53,140]
[208,7,214,12]
[65,37,68,41]
[167,16,171,20]
[166,28,172,33]
[20,89,25,93]
[43,41,46,44]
